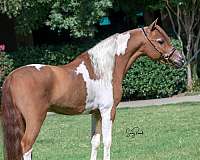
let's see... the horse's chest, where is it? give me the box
[75,62,114,113]
[83,80,114,112]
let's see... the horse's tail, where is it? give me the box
[1,77,24,160]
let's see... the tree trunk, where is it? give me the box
[186,33,193,90]
[187,64,193,90]
[192,63,198,83]
[164,0,200,91]
[192,28,200,83]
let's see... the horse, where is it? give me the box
[1,19,185,160]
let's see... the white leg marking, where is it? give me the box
[23,148,32,160]
[101,108,112,160]
[90,133,101,160]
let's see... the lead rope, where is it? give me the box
[183,48,200,67]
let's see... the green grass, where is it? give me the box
[1,103,200,160]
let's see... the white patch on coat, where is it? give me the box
[76,32,130,113]
[76,62,113,113]
[88,34,118,82]
[116,32,131,55]
[88,32,130,81]
[23,148,32,160]
[77,33,130,159]
[26,64,45,71]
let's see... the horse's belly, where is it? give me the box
[48,104,85,115]
[49,68,87,115]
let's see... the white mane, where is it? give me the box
[88,32,130,82]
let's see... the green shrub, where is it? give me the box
[0,52,14,105]
[9,44,85,68]
[122,56,187,100]
[122,38,186,100]
[171,39,183,51]
[0,44,85,107]
[0,52,14,87]
[0,38,187,102]
[191,80,200,92]
[0,42,95,87]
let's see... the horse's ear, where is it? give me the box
[148,18,158,31]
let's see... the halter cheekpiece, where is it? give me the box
[141,27,176,63]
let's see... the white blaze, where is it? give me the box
[26,64,45,71]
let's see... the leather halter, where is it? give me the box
[141,27,176,63]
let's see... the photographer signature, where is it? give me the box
[126,126,143,138]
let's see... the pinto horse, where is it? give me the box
[1,19,185,160]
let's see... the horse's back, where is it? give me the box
[6,65,54,95]
[2,65,56,116]
[4,64,87,115]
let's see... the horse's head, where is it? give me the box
[139,19,185,68]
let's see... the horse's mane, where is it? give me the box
[88,34,118,81]
[88,32,130,82]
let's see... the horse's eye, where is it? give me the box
[156,38,164,45]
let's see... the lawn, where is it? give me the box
[1,103,200,160]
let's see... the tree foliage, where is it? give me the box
[0,0,112,37]
[0,39,186,101]
[145,0,200,90]
[163,0,200,90]
[47,0,112,37]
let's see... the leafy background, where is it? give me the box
[0,38,186,101]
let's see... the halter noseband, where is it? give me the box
[141,27,176,63]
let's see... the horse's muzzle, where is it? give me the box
[171,50,185,68]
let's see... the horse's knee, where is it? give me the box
[103,137,112,149]
[91,134,101,149]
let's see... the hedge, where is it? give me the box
[0,39,186,101]
[122,56,186,100]
[0,52,14,88]
[9,44,90,68]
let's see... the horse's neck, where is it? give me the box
[113,52,142,84]
[66,28,142,84]
[113,30,143,83]
[86,32,130,82]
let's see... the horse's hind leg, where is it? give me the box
[20,106,48,160]
[90,110,102,160]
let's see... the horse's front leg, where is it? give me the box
[100,107,113,160]
[90,111,102,160]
